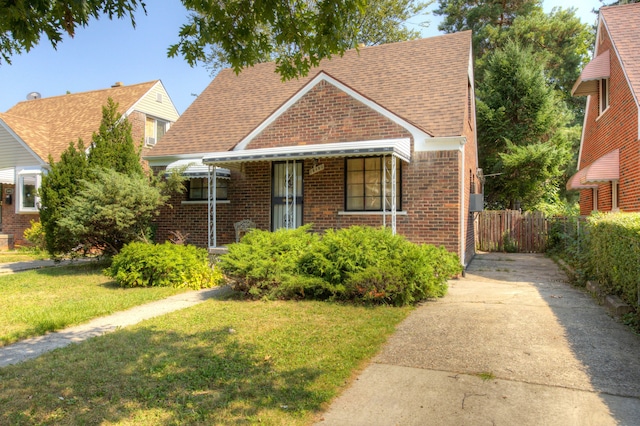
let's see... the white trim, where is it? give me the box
[145,153,220,167]
[203,138,412,164]
[415,136,467,152]
[233,72,431,151]
[460,140,466,266]
[181,200,230,205]
[15,167,43,214]
[338,211,407,216]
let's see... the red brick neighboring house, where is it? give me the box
[147,32,480,266]
[0,81,179,247]
[567,3,640,214]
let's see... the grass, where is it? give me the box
[0,262,188,346]
[0,249,50,264]
[476,371,496,381]
[0,298,411,425]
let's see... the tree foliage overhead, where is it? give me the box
[203,0,433,76]
[433,0,542,56]
[170,0,366,81]
[0,0,145,64]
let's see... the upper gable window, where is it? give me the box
[599,78,609,115]
[145,116,169,146]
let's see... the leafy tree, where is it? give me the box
[433,0,541,57]
[483,8,593,121]
[57,168,167,255]
[39,140,89,255]
[87,98,144,176]
[39,98,183,256]
[203,0,433,76]
[477,41,574,209]
[170,0,369,80]
[0,0,145,64]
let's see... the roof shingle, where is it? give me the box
[601,3,640,106]
[150,31,472,157]
[3,81,158,162]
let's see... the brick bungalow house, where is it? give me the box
[147,31,480,267]
[0,81,179,247]
[567,3,640,214]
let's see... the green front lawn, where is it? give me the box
[0,298,410,425]
[0,262,188,346]
[0,250,49,264]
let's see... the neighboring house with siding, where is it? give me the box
[0,80,179,247]
[147,31,480,267]
[567,3,640,214]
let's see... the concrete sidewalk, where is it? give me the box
[0,258,91,274]
[317,253,640,425]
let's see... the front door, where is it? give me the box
[272,161,303,231]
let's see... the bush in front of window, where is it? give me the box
[105,241,223,289]
[218,225,462,306]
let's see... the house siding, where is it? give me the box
[134,83,180,122]
[0,125,42,168]
[578,27,640,215]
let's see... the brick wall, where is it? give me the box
[248,80,411,148]
[1,184,37,246]
[578,28,640,214]
[154,83,475,261]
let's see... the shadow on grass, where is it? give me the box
[0,325,325,424]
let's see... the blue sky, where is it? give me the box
[0,0,603,115]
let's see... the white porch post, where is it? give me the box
[208,165,217,248]
[383,155,387,228]
[391,155,397,235]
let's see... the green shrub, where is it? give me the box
[216,225,318,297]
[105,242,222,289]
[23,220,46,251]
[586,212,640,307]
[219,225,462,305]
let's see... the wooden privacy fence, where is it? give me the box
[476,210,549,253]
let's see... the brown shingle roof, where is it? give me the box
[4,81,158,162]
[150,31,472,157]
[602,3,640,106]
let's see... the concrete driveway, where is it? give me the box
[317,252,640,425]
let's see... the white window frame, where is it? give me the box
[145,116,170,146]
[612,181,619,212]
[599,78,610,115]
[15,167,42,214]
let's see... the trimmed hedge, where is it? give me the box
[218,225,462,306]
[587,212,640,307]
[105,242,223,289]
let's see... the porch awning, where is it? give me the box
[164,159,231,179]
[202,138,411,167]
[0,168,14,184]
[572,50,610,97]
[566,149,619,190]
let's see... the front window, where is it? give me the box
[187,178,228,201]
[17,171,41,213]
[145,117,169,146]
[345,157,401,211]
